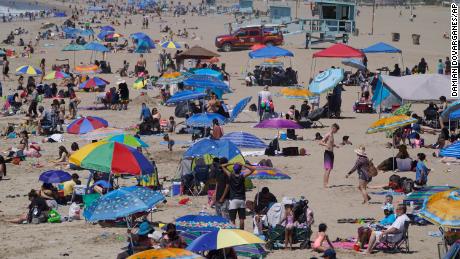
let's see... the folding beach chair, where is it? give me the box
[382,221,410,253]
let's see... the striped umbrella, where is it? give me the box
[418,189,460,229]
[69,141,153,175]
[128,248,203,259]
[67,116,108,134]
[102,134,149,148]
[308,68,344,95]
[15,65,43,76]
[161,41,181,49]
[63,43,85,68]
[366,115,417,134]
[440,141,460,158]
[79,77,110,89]
[228,96,252,122]
[43,71,70,80]
[187,229,264,252]
[221,132,266,149]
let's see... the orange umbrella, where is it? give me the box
[75,64,99,73]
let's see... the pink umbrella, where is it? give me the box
[254,118,303,129]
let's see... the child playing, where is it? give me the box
[341,136,352,145]
[415,153,430,187]
[312,223,334,253]
[163,134,174,151]
[282,204,295,250]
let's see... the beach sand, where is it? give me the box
[0,1,456,258]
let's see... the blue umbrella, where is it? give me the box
[100,25,115,31]
[165,90,207,104]
[441,100,460,120]
[449,109,460,120]
[130,32,148,40]
[228,96,252,122]
[341,58,366,70]
[184,75,230,92]
[186,113,226,127]
[83,186,165,222]
[440,142,460,158]
[175,214,233,232]
[308,68,344,95]
[183,139,243,162]
[63,27,79,35]
[84,42,109,52]
[221,131,266,149]
[39,170,72,183]
[135,38,156,53]
[97,30,112,40]
[78,29,94,36]
[193,68,223,80]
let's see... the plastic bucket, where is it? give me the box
[172,182,181,196]
[280,132,287,140]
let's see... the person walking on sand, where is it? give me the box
[346,145,372,204]
[320,123,339,188]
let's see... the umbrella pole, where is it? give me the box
[126,216,135,251]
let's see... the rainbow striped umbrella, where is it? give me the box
[128,248,203,259]
[102,134,149,148]
[69,141,153,175]
[161,41,181,49]
[419,189,460,229]
[43,71,70,80]
[366,115,417,134]
[67,116,108,134]
[15,65,43,76]
[187,229,264,252]
[79,77,110,89]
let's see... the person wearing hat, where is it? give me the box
[379,204,396,226]
[346,145,372,204]
[117,220,154,258]
[321,248,336,259]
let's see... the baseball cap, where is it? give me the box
[321,249,336,259]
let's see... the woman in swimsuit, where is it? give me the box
[282,204,295,250]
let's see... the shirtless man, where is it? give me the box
[319,123,340,188]
[136,54,147,75]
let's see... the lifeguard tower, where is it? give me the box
[286,0,356,48]
[239,0,254,14]
[270,5,292,24]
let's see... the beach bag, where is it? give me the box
[367,159,378,177]
[68,202,81,220]
[47,209,61,223]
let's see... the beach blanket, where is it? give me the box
[403,186,456,209]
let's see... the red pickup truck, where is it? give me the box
[215,25,284,52]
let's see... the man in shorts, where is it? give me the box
[320,123,339,188]
[221,162,256,229]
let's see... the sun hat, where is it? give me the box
[354,145,366,156]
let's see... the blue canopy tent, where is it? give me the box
[362,42,404,71]
[371,75,402,114]
[248,46,294,59]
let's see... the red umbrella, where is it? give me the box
[251,44,266,51]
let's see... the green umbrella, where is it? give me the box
[392,103,412,116]
[62,44,85,68]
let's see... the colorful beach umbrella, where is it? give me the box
[106,33,123,39]
[102,134,149,148]
[279,87,314,99]
[366,115,417,134]
[67,116,108,134]
[403,186,456,209]
[165,90,207,104]
[308,68,344,95]
[79,77,110,89]
[187,229,264,252]
[75,64,99,73]
[43,71,70,80]
[15,65,43,76]
[183,139,245,165]
[161,41,181,49]
[157,71,191,85]
[80,127,124,140]
[186,113,226,127]
[175,214,233,232]
[83,186,164,221]
[39,170,72,183]
[69,141,154,175]
[254,118,303,129]
[84,42,110,52]
[100,25,115,32]
[243,166,290,180]
[419,189,460,229]
[132,77,147,90]
[221,132,266,149]
[128,248,203,259]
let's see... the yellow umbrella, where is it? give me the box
[127,248,204,259]
[279,87,314,99]
[132,78,147,90]
[419,189,460,229]
[366,115,417,134]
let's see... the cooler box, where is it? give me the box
[172,182,181,196]
[279,132,287,140]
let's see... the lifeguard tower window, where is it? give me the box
[341,6,350,20]
[322,5,337,19]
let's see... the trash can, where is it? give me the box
[412,34,420,45]
[392,32,400,42]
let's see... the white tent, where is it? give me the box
[380,74,452,101]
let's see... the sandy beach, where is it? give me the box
[0,1,457,259]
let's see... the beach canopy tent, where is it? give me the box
[362,42,404,70]
[379,74,451,101]
[371,75,402,111]
[362,42,401,53]
[176,46,220,64]
[312,43,364,58]
[248,46,294,59]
